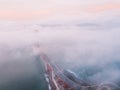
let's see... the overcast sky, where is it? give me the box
[0,0,120,21]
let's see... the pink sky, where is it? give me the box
[0,0,120,21]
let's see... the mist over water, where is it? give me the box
[0,23,120,89]
[0,46,49,90]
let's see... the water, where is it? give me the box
[0,48,48,90]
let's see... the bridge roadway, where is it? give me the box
[32,43,119,90]
[39,53,94,90]
[39,53,117,90]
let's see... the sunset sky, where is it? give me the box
[0,0,120,21]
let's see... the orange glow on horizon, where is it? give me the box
[0,9,56,21]
[0,3,120,20]
[88,4,120,13]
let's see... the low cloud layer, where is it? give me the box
[0,22,120,87]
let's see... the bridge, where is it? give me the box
[32,44,118,90]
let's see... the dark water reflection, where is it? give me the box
[0,47,48,90]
